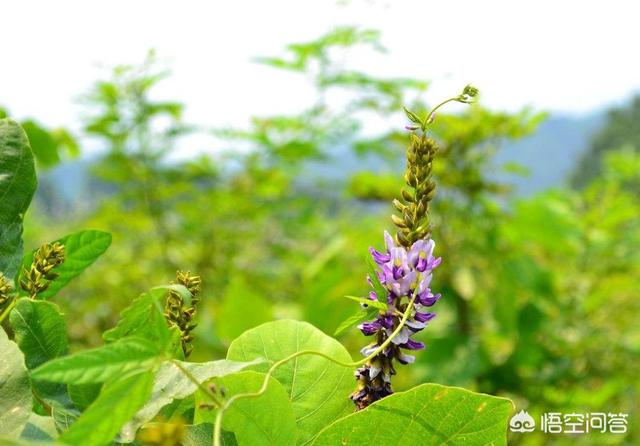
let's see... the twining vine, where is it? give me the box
[174,85,479,446]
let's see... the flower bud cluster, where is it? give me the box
[20,242,65,299]
[164,271,202,357]
[0,273,13,310]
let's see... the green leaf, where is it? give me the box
[312,383,513,446]
[403,106,424,126]
[119,358,265,442]
[51,405,79,434]
[59,370,154,446]
[20,230,112,300]
[31,337,161,384]
[20,120,61,168]
[178,423,237,446]
[216,275,273,341]
[10,298,70,404]
[67,383,102,412]
[333,307,377,336]
[19,413,57,442]
[10,298,68,369]
[0,327,32,438]
[0,438,54,446]
[195,371,296,446]
[344,295,388,311]
[227,320,354,446]
[366,257,389,303]
[0,119,37,279]
[102,285,188,344]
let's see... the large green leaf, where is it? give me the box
[30,337,161,384]
[119,358,264,442]
[227,320,354,446]
[182,423,237,446]
[20,230,112,300]
[195,371,296,446]
[216,274,273,341]
[137,423,237,446]
[59,370,154,446]
[10,298,70,404]
[0,327,32,438]
[216,275,273,341]
[312,383,513,446]
[0,119,37,279]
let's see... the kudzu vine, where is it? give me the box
[186,85,479,446]
[0,84,514,446]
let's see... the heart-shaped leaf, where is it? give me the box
[195,371,296,446]
[312,383,513,446]
[227,320,354,446]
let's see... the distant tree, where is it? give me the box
[572,95,640,187]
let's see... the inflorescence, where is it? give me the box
[20,242,66,299]
[350,85,478,410]
[164,270,202,358]
[0,273,13,310]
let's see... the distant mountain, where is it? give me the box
[36,111,605,211]
[494,112,604,195]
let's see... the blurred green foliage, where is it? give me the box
[21,28,638,445]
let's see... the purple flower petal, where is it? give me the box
[379,315,395,329]
[359,320,382,336]
[405,318,426,331]
[389,327,411,345]
[397,352,415,364]
[418,290,441,307]
[369,247,391,265]
[360,344,378,357]
[384,231,396,251]
[401,338,425,350]
[414,311,437,322]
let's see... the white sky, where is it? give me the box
[2,0,639,146]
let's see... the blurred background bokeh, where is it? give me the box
[2,1,638,444]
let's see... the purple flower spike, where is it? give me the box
[351,231,443,410]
